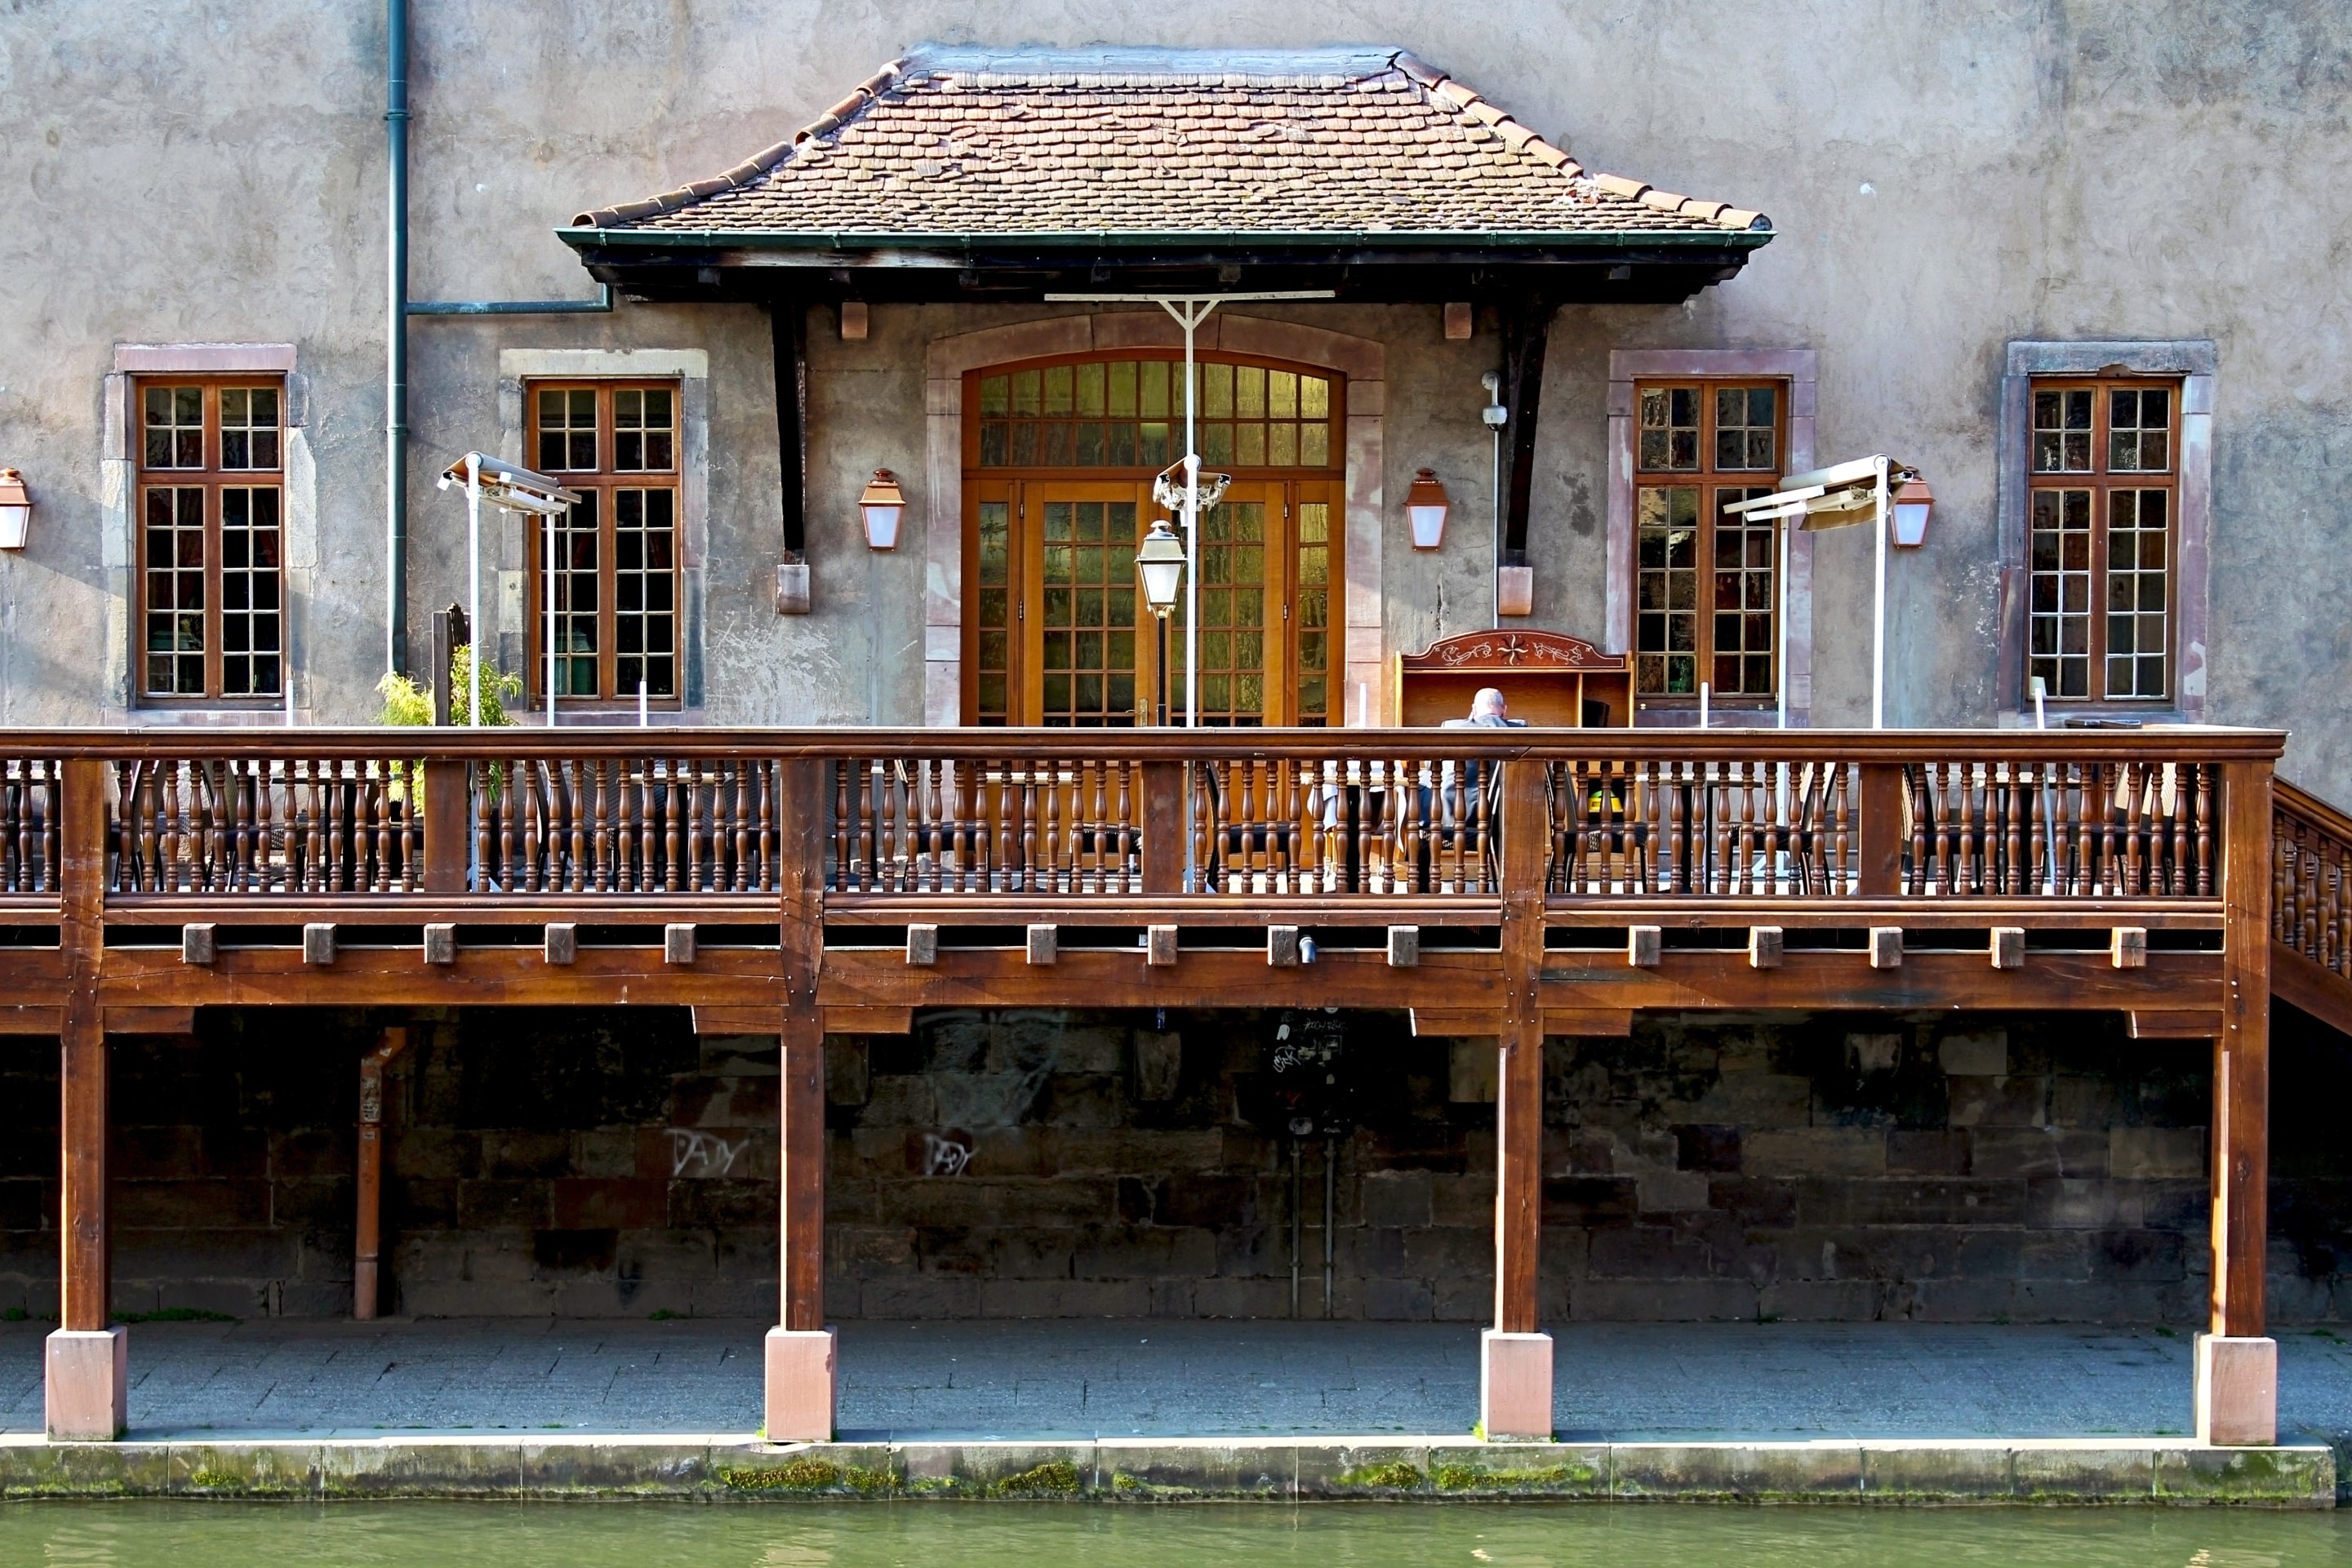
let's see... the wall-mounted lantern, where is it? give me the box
[0,470,30,550]
[1405,469,1450,550]
[1890,475,1935,549]
[859,469,907,550]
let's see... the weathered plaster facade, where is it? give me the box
[2,2,2345,784]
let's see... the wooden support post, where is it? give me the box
[49,757,123,1441]
[420,758,469,893]
[1141,762,1185,895]
[1483,756,1553,1441]
[767,757,835,1441]
[2202,758,2277,1445]
[353,1027,411,1321]
[1856,764,1905,895]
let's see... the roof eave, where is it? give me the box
[554,225,1775,255]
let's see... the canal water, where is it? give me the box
[0,1503,2345,1566]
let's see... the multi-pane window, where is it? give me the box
[1633,382,1782,700]
[527,383,680,702]
[2029,381,2177,702]
[136,380,285,699]
[975,358,1338,472]
[967,353,1342,728]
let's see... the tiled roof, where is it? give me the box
[571,46,1769,239]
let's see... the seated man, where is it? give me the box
[1442,686,1527,728]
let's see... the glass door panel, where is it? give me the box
[1172,489,1269,726]
[1033,491,1140,726]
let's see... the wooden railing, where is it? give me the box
[1548,753,2220,900]
[2275,778,2352,982]
[0,727,2281,924]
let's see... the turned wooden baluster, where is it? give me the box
[2194,764,2215,898]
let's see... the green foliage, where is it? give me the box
[115,1307,236,1324]
[376,645,522,806]
[377,644,521,730]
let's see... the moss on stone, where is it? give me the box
[995,1459,1083,1497]
[718,1456,896,1495]
[1433,1461,1589,1491]
[1336,1461,1424,1490]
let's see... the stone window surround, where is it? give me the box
[1605,349,1819,728]
[922,313,1385,727]
[495,349,710,717]
[1997,340,2214,724]
[103,344,311,723]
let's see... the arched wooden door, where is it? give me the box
[962,354,1342,727]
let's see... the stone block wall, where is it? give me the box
[0,1002,2348,1322]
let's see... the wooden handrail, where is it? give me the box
[0,724,2291,762]
[2274,775,2352,984]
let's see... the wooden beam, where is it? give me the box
[1496,295,1554,562]
[1542,1008,1634,1037]
[770,300,809,561]
[353,1026,410,1321]
[1495,757,1548,1336]
[100,1007,193,1035]
[2270,940,2352,1040]
[2212,760,2273,1339]
[1411,1009,1503,1037]
[694,1006,789,1036]
[778,757,828,1335]
[2129,1010,2225,1040]
[0,1006,64,1034]
[821,1006,913,1035]
[58,757,109,1335]
[1536,948,2221,1014]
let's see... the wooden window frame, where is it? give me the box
[522,380,683,707]
[960,350,1345,728]
[132,375,287,704]
[2025,376,2183,706]
[963,350,1348,478]
[1999,340,2212,722]
[1629,377,1787,708]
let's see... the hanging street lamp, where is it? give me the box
[1135,515,1189,726]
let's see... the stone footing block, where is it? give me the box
[45,1326,127,1441]
[1479,1329,1552,1442]
[2194,1334,2277,1447]
[764,1326,838,1444]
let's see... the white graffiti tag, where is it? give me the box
[669,1130,748,1177]
[922,1133,974,1176]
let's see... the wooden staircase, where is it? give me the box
[2272,776,2352,1034]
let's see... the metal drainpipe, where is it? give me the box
[385,0,409,677]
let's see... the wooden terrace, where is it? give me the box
[2,723,2321,1445]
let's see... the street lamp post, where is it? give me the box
[437,454,580,726]
[1135,517,1187,725]
[1722,455,1923,729]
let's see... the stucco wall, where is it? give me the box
[0,2,2345,788]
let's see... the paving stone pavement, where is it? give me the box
[3,1317,2350,1441]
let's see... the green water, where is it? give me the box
[0,1503,2345,1566]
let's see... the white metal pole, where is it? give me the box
[1871,455,1889,730]
[1491,423,1503,630]
[465,454,482,728]
[545,507,558,729]
[639,677,649,727]
[1182,309,1200,728]
[1776,513,1791,730]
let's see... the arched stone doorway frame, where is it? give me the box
[923,313,1385,726]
